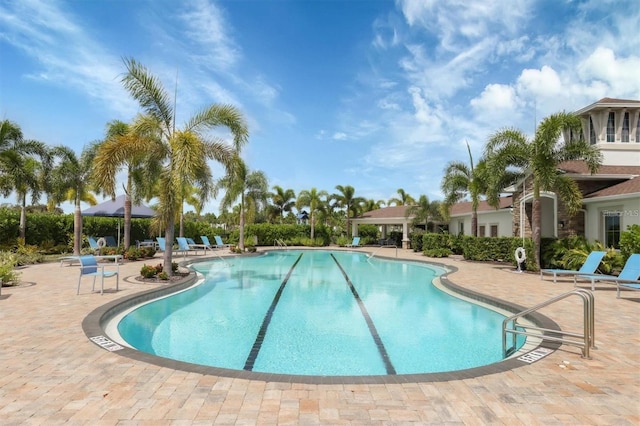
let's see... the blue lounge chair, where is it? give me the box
[200,235,217,250]
[214,235,232,248]
[88,236,100,251]
[77,255,119,295]
[105,236,117,247]
[345,236,360,247]
[186,237,208,254]
[156,237,166,251]
[574,253,640,297]
[540,251,606,283]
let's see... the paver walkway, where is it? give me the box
[0,248,638,425]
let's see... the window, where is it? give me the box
[589,117,596,145]
[603,211,621,248]
[458,222,464,236]
[622,112,629,142]
[490,225,498,237]
[606,112,615,142]
[478,225,485,237]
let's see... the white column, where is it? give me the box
[351,221,358,237]
[402,221,409,249]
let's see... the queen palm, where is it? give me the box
[361,198,386,212]
[121,58,248,274]
[93,118,160,249]
[270,185,296,222]
[216,157,268,250]
[297,187,329,240]
[388,188,415,206]
[406,195,441,232]
[0,120,51,242]
[49,145,99,255]
[484,112,602,266]
[334,185,365,238]
[441,141,492,237]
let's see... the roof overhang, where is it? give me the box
[582,192,640,203]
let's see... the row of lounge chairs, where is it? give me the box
[540,251,640,298]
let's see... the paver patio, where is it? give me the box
[0,248,638,425]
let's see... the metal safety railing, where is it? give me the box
[274,239,288,250]
[367,244,398,260]
[503,288,595,359]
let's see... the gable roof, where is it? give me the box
[357,205,410,219]
[584,176,640,199]
[449,196,512,216]
[558,160,640,177]
[575,97,640,115]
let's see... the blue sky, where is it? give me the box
[1,0,639,215]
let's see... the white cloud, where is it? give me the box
[333,132,348,140]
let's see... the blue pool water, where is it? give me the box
[117,250,524,376]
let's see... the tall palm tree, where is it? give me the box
[270,185,296,222]
[484,112,602,266]
[121,58,248,274]
[93,118,159,249]
[297,187,329,240]
[388,188,415,206]
[49,145,99,255]
[216,157,268,250]
[441,141,490,237]
[0,120,52,242]
[334,185,365,238]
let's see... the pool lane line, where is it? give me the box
[330,253,397,375]
[243,252,304,371]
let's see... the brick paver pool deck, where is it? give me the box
[0,248,638,425]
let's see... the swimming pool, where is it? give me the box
[114,250,526,376]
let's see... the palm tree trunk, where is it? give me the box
[164,215,175,275]
[124,193,132,250]
[19,193,26,242]
[532,184,542,268]
[471,209,478,237]
[179,208,184,237]
[310,211,315,240]
[239,193,245,250]
[74,200,83,255]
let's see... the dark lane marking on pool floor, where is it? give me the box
[330,253,397,375]
[243,252,304,371]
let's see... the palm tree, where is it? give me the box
[406,195,441,232]
[361,198,386,212]
[49,145,99,255]
[216,157,268,250]
[93,118,159,249]
[440,141,490,237]
[484,112,602,266]
[121,58,248,274]
[388,188,415,206]
[297,187,329,240]
[334,185,365,238]
[270,185,296,222]
[0,120,52,242]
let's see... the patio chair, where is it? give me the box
[156,237,166,251]
[540,251,606,283]
[104,236,117,247]
[186,237,208,254]
[77,255,119,295]
[214,235,232,248]
[574,253,640,297]
[345,236,360,247]
[200,235,218,250]
[88,236,100,251]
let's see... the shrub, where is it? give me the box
[125,247,140,261]
[423,248,452,258]
[158,271,169,280]
[0,252,21,286]
[620,224,640,261]
[140,264,157,278]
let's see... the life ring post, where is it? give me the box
[515,247,526,273]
